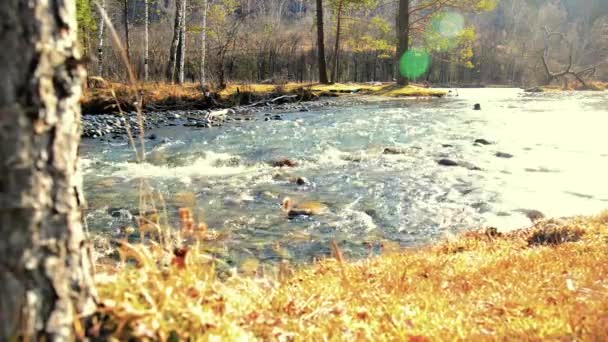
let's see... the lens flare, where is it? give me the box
[399,49,430,79]
[437,12,464,38]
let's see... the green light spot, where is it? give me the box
[399,49,430,80]
[438,12,464,38]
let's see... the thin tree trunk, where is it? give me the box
[396,0,409,85]
[144,0,149,81]
[97,0,106,76]
[316,0,329,84]
[200,0,208,86]
[124,0,131,61]
[0,0,96,339]
[178,0,187,84]
[168,0,184,82]
[331,0,343,83]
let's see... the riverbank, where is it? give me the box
[82,81,445,114]
[525,81,608,93]
[81,81,445,139]
[91,211,608,340]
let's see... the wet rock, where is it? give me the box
[473,103,481,110]
[495,152,513,158]
[442,144,454,148]
[474,138,493,145]
[108,208,134,222]
[295,176,311,186]
[383,147,406,155]
[147,133,157,140]
[437,159,460,167]
[213,157,241,167]
[271,159,298,167]
[515,209,545,223]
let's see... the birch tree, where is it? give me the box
[200,0,209,85]
[0,0,96,339]
[168,0,186,83]
[144,0,150,81]
[179,0,187,83]
[98,0,106,76]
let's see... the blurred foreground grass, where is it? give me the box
[92,211,608,340]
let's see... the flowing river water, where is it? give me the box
[81,88,608,264]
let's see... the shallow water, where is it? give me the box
[81,88,608,264]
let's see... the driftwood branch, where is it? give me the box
[541,26,596,89]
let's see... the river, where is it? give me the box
[81,88,608,264]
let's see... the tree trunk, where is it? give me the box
[97,0,106,76]
[200,0,208,86]
[167,0,185,82]
[124,0,131,62]
[0,0,96,340]
[316,0,329,84]
[331,0,343,83]
[144,0,149,81]
[178,0,187,84]
[396,0,409,85]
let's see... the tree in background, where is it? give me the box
[396,0,497,85]
[168,0,186,83]
[123,0,132,61]
[97,0,106,76]
[316,0,329,84]
[76,0,97,70]
[0,0,96,339]
[396,0,409,85]
[207,0,242,88]
[144,0,150,80]
[329,0,375,83]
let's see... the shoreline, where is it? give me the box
[81,98,333,139]
[80,82,447,139]
[93,211,608,340]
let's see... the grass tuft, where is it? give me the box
[92,211,608,340]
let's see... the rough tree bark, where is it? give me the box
[98,0,106,76]
[331,0,344,83]
[200,0,208,86]
[0,0,96,340]
[144,0,149,81]
[316,0,329,84]
[396,0,410,85]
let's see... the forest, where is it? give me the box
[79,0,608,87]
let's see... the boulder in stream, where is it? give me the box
[474,138,493,145]
[271,159,298,167]
[495,152,514,158]
[437,159,460,167]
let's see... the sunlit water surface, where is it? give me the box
[81,89,608,264]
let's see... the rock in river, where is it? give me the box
[474,138,493,145]
[495,152,514,158]
[437,159,460,167]
[271,159,298,167]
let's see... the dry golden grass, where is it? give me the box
[92,211,608,340]
[82,81,446,113]
[307,83,446,97]
[526,81,608,93]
